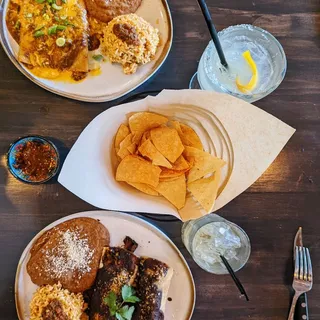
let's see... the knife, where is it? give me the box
[294,227,309,320]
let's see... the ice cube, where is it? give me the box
[192,221,242,271]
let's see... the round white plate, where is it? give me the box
[0,0,172,102]
[15,210,196,320]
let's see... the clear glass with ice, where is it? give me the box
[190,24,287,103]
[181,214,251,274]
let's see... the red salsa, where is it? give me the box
[13,140,57,182]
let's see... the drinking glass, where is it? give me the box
[189,24,287,103]
[181,214,251,274]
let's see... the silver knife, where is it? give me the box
[294,227,309,320]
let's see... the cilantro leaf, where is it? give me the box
[104,286,139,319]
[119,305,135,320]
[124,296,140,303]
[122,285,134,301]
[122,285,140,303]
[116,313,126,320]
[103,292,117,316]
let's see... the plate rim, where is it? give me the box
[15,210,196,320]
[0,0,173,102]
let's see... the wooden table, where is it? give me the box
[0,0,319,319]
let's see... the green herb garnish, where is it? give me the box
[115,305,135,320]
[103,285,140,320]
[52,3,62,10]
[34,30,45,37]
[92,54,104,62]
[105,291,117,316]
[41,5,47,14]
[56,37,66,47]
[54,16,75,27]
[61,0,67,3]
[36,0,46,3]
[121,285,140,304]
[35,25,44,31]
[48,24,66,35]
[14,20,21,30]
[48,24,58,34]
[62,20,75,27]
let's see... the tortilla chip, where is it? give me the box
[187,156,195,168]
[184,146,226,182]
[129,112,168,142]
[180,123,203,150]
[116,155,161,187]
[132,132,143,144]
[139,139,172,168]
[159,176,182,182]
[117,133,133,159]
[150,127,184,163]
[187,160,225,183]
[172,121,203,150]
[155,175,186,209]
[171,120,183,134]
[127,182,159,196]
[127,143,137,154]
[114,124,130,150]
[172,155,190,171]
[160,167,188,179]
[188,170,221,213]
[140,131,150,147]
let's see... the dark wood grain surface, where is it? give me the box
[0,0,319,319]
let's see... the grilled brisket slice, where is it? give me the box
[89,247,139,320]
[134,258,173,320]
[123,236,138,253]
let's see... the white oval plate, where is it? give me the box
[0,0,172,102]
[15,210,196,320]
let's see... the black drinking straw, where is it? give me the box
[220,255,249,301]
[196,0,228,68]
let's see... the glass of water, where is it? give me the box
[189,24,287,103]
[181,214,251,274]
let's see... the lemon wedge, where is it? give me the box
[236,50,258,93]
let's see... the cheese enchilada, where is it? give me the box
[9,0,89,81]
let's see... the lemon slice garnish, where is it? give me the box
[236,50,258,93]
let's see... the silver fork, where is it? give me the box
[287,246,313,320]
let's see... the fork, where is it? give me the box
[287,246,313,320]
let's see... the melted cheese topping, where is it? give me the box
[16,0,89,80]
